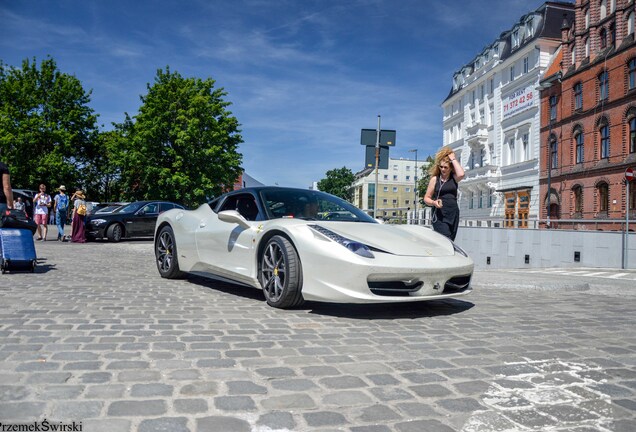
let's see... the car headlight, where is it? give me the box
[453,242,468,257]
[91,219,107,226]
[309,224,374,259]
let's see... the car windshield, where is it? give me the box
[116,202,146,214]
[260,189,376,223]
[96,205,124,214]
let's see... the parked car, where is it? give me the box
[154,187,474,309]
[86,201,184,242]
[12,189,37,218]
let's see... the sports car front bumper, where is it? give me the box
[298,243,474,304]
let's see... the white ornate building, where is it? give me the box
[442,1,574,227]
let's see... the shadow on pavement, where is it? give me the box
[187,275,474,319]
[305,299,474,319]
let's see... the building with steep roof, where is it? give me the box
[537,0,636,230]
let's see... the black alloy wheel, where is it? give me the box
[107,223,123,242]
[259,235,304,308]
[155,225,185,279]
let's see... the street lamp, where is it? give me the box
[409,149,418,224]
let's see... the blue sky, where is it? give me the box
[1,0,550,188]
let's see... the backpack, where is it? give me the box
[77,202,87,216]
[57,194,68,211]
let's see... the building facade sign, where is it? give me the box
[502,85,536,119]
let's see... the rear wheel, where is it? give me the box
[259,235,304,308]
[155,225,185,279]
[107,224,123,242]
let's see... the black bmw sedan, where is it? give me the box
[86,200,184,242]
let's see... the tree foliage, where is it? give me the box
[0,57,99,191]
[117,67,243,207]
[416,155,434,206]
[317,167,355,200]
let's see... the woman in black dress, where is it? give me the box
[424,147,465,241]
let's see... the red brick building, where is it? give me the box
[538,0,636,230]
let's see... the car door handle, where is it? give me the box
[199,222,206,228]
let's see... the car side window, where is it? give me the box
[218,194,259,221]
[142,203,158,214]
[159,203,175,213]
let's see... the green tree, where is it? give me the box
[118,67,243,207]
[417,156,434,206]
[317,167,355,200]
[0,57,99,191]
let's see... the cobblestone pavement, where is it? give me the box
[1,238,635,431]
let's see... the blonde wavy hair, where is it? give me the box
[428,146,455,177]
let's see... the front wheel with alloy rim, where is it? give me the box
[106,223,123,242]
[155,225,185,279]
[259,235,304,309]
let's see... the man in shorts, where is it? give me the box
[33,183,51,241]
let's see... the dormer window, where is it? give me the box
[512,29,520,48]
[527,18,534,38]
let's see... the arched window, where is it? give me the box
[600,28,607,48]
[597,182,609,213]
[585,9,590,29]
[549,95,558,120]
[550,135,558,169]
[571,42,576,65]
[599,121,610,158]
[573,185,583,215]
[574,82,583,110]
[628,12,634,36]
[598,70,609,101]
[630,115,636,154]
[600,0,607,20]
[575,130,585,163]
[610,0,616,13]
[629,58,636,90]
[585,38,590,58]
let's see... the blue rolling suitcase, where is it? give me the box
[0,228,37,273]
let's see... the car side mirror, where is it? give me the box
[218,210,251,229]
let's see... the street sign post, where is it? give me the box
[361,122,396,218]
[625,168,634,269]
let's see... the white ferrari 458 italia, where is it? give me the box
[154,187,473,309]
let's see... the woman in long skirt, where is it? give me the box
[70,190,86,243]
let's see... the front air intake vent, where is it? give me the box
[368,281,423,296]
[443,275,471,294]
